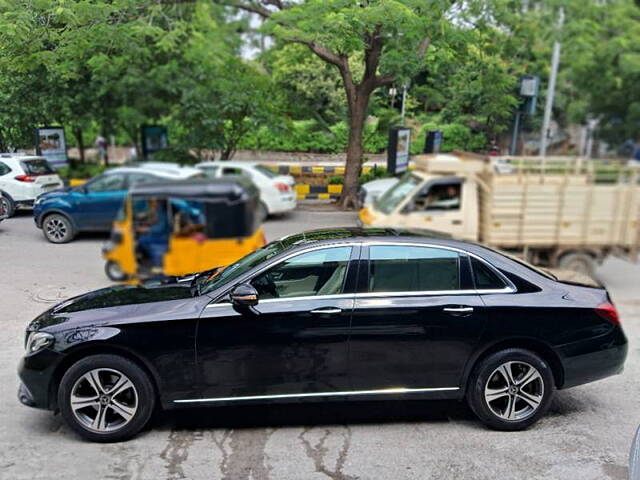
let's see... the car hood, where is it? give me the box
[38,186,73,201]
[362,177,399,193]
[29,284,196,331]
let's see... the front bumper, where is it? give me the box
[17,350,64,410]
[558,327,628,389]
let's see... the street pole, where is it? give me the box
[400,84,407,125]
[540,8,564,158]
[510,112,521,155]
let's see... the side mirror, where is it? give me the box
[230,283,259,307]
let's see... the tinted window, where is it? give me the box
[368,245,460,292]
[199,166,219,179]
[221,167,248,177]
[0,162,10,175]
[21,158,54,175]
[252,247,351,300]
[86,174,126,193]
[471,257,506,290]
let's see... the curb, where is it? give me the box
[295,184,342,200]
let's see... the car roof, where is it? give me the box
[105,165,200,179]
[195,161,258,169]
[129,177,259,199]
[277,227,453,248]
[0,154,47,162]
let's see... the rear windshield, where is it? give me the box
[21,158,54,175]
[255,165,277,178]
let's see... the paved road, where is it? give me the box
[0,210,638,480]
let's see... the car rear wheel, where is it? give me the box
[467,348,554,431]
[105,260,128,282]
[58,354,155,442]
[42,214,75,243]
[1,194,15,217]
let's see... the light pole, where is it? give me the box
[540,8,565,158]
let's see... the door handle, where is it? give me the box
[310,307,342,315]
[443,306,474,316]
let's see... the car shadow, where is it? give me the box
[151,399,478,432]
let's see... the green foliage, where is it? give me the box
[150,147,199,166]
[327,175,344,185]
[57,162,108,180]
[358,165,390,185]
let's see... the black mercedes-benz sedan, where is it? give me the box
[18,228,627,442]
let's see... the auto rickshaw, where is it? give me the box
[102,178,266,282]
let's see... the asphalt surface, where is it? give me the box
[0,208,638,480]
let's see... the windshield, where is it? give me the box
[200,240,286,294]
[374,173,422,214]
[255,164,277,178]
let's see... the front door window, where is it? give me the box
[251,246,352,299]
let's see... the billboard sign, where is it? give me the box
[35,127,68,168]
[387,127,411,175]
[141,125,168,160]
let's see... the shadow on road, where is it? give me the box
[152,399,477,432]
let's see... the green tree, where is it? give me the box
[226,0,446,208]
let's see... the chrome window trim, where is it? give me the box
[206,293,354,309]
[362,241,517,294]
[174,386,459,404]
[353,286,514,299]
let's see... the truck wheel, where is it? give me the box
[105,261,128,282]
[557,252,595,276]
[42,214,76,243]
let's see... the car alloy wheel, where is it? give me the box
[70,368,139,433]
[43,214,74,243]
[484,361,544,421]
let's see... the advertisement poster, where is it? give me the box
[141,125,168,160]
[35,127,68,168]
[387,127,412,175]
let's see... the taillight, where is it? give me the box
[274,182,290,193]
[595,302,620,326]
[15,174,36,182]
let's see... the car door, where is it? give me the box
[76,173,128,230]
[196,245,357,401]
[348,244,488,393]
[0,161,13,197]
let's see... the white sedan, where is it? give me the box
[196,161,296,219]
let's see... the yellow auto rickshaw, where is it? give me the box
[102,178,266,282]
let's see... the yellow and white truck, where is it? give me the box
[359,153,640,274]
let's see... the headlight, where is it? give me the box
[25,332,54,354]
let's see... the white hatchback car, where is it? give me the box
[0,154,63,216]
[195,161,296,219]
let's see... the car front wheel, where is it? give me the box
[467,348,554,431]
[58,354,155,442]
[42,214,75,243]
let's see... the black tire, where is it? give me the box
[105,260,128,282]
[1,193,15,217]
[467,348,555,431]
[58,354,155,443]
[257,201,269,223]
[42,213,76,243]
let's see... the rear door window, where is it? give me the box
[21,159,54,175]
[0,162,11,176]
[368,245,460,293]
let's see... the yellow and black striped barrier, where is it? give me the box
[295,184,343,200]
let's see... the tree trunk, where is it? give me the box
[339,91,369,209]
[74,128,85,164]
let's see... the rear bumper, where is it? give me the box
[558,327,628,389]
[269,195,297,214]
